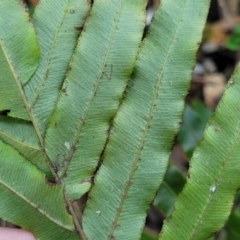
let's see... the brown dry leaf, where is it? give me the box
[170,144,189,172]
[218,0,239,22]
[227,0,239,16]
[26,0,39,7]
[203,73,226,109]
[202,17,240,52]
[153,0,160,9]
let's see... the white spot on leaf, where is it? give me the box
[64,142,70,150]
[194,152,199,158]
[96,210,101,216]
[210,185,216,193]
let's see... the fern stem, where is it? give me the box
[63,190,87,240]
[18,84,59,181]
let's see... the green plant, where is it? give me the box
[226,24,240,51]
[178,100,212,158]
[1,0,240,239]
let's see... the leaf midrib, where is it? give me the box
[0,130,40,151]
[29,0,72,109]
[108,1,188,237]
[0,179,74,231]
[0,37,45,146]
[0,38,29,111]
[189,122,240,239]
[59,0,127,179]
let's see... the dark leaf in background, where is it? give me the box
[178,101,212,158]
[154,164,186,217]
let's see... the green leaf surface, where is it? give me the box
[0,116,51,178]
[159,65,240,239]
[0,0,90,178]
[0,0,40,120]
[82,0,210,239]
[0,139,79,240]
[24,0,90,136]
[45,0,148,200]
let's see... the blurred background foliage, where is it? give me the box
[2,0,240,239]
[226,24,240,51]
